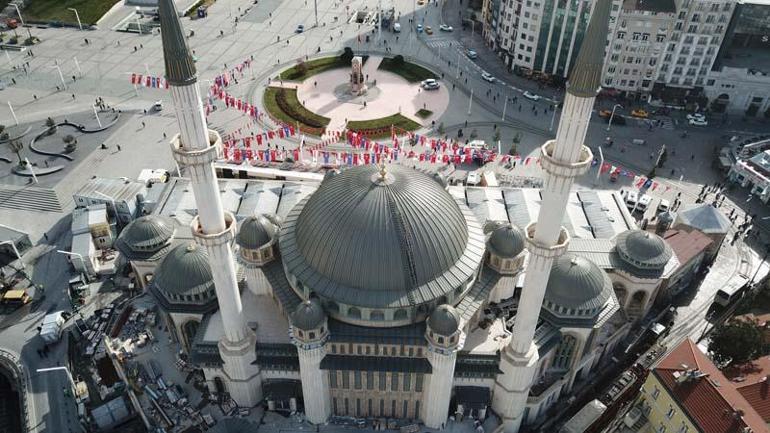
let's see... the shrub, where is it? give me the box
[63,134,76,144]
[340,47,354,63]
[9,36,18,44]
[392,55,405,66]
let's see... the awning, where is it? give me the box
[320,355,432,373]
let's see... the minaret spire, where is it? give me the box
[158,0,197,86]
[159,0,263,407]
[491,1,611,432]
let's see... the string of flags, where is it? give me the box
[594,159,670,192]
[130,74,169,89]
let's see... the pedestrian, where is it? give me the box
[33,94,37,100]
[141,121,146,128]
[72,94,76,100]
[44,233,48,241]
[163,132,167,139]
[11,78,15,85]
[117,144,121,151]
[140,44,143,49]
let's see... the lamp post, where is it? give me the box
[607,103,623,131]
[52,64,67,90]
[57,250,88,274]
[67,8,83,31]
[502,94,508,121]
[12,4,24,26]
[8,101,19,125]
[549,103,558,132]
[0,240,25,269]
[468,88,473,115]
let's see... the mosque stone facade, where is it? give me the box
[130,0,696,430]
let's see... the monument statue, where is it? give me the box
[350,56,367,95]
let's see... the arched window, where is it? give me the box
[394,309,408,320]
[370,310,385,321]
[327,301,340,313]
[348,307,361,319]
[552,334,578,369]
[182,320,199,350]
[438,296,448,305]
[613,283,628,306]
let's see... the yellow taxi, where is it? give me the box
[631,109,649,118]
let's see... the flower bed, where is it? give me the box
[263,87,330,133]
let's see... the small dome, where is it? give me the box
[487,223,525,258]
[154,242,214,297]
[290,298,326,331]
[117,215,174,252]
[428,304,460,336]
[236,215,276,249]
[544,254,612,312]
[615,230,672,269]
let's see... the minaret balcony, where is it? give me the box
[191,211,236,247]
[170,129,223,166]
[539,140,593,179]
[523,223,570,258]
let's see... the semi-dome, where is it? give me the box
[115,215,175,256]
[544,254,612,312]
[236,215,276,249]
[615,229,672,270]
[154,242,214,297]
[487,223,525,258]
[290,298,326,331]
[428,304,460,336]
[280,164,485,323]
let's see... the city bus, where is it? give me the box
[713,274,749,307]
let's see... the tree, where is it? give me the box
[492,129,501,144]
[392,55,405,67]
[63,135,77,153]
[340,47,355,63]
[710,319,764,365]
[45,117,56,134]
[295,60,308,77]
[7,139,24,165]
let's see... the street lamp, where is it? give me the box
[0,240,25,269]
[67,8,83,31]
[549,103,558,132]
[12,4,24,26]
[607,104,623,132]
[57,250,88,274]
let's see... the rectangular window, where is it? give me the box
[367,371,374,390]
[392,400,396,417]
[416,374,424,392]
[666,406,675,419]
[357,345,362,355]
[380,399,385,416]
[342,371,350,389]
[356,398,361,417]
[403,400,409,418]
[329,370,337,388]
[368,399,373,416]
[415,401,421,418]
[333,397,338,414]
[652,386,661,400]
[379,372,387,391]
[331,345,337,354]
[354,371,362,389]
[392,373,399,391]
[404,373,411,391]
[365,345,371,355]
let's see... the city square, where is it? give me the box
[0,0,769,432]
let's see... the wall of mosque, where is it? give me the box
[328,370,426,419]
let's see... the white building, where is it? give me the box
[730,149,770,203]
[73,177,147,225]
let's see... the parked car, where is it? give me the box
[439,24,453,31]
[416,24,423,32]
[466,49,478,59]
[153,101,163,111]
[393,23,401,32]
[421,79,440,90]
[631,109,649,118]
[689,118,708,126]
[637,195,652,212]
[625,190,639,210]
[686,113,706,121]
[523,90,540,101]
[425,26,433,34]
[657,199,670,213]
[295,24,304,33]
[481,72,495,83]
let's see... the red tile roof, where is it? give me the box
[663,229,713,267]
[654,339,769,433]
[725,356,770,423]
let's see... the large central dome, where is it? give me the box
[280,165,485,325]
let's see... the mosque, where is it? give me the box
[114,0,705,431]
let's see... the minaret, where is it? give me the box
[289,299,332,424]
[491,1,612,431]
[158,0,262,406]
[423,305,463,429]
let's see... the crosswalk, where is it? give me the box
[425,38,459,49]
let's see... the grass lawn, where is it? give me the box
[279,57,346,81]
[347,114,420,138]
[415,109,433,119]
[23,0,120,24]
[378,57,436,83]
[263,87,330,132]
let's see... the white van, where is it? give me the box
[393,23,401,32]
[637,195,652,212]
[657,199,670,213]
[625,190,638,210]
[466,171,480,186]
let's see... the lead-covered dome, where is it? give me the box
[115,215,175,260]
[487,223,525,258]
[236,215,276,249]
[428,304,460,336]
[615,229,672,270]
[544,254,612,313]
[151,242,218,313]
[290,298,326,331]
[280,165,485,324]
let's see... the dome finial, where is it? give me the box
[379,160,387,180]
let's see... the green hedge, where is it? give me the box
[347,114,420,138]
[263,87,330,130]
[378,56,437,82]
